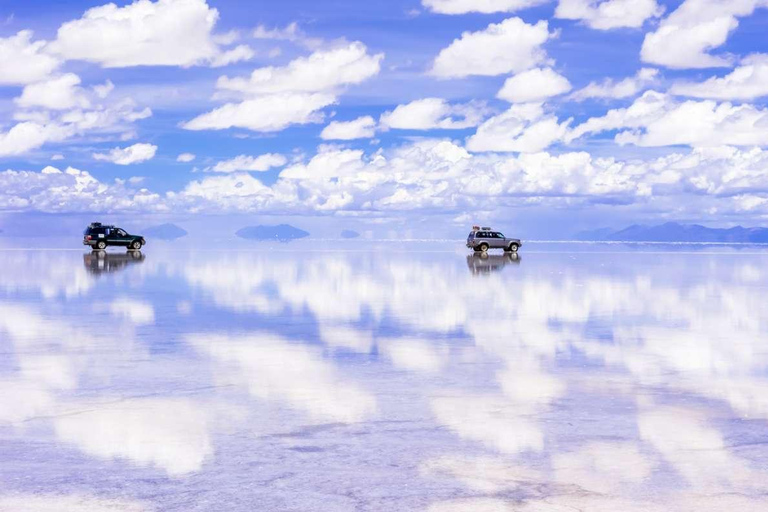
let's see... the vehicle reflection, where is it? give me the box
[178,250,768,501]
[2,248,768,509]
[466,252,520,275]
[83,250,145,275]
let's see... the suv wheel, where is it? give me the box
[479,243,489,252]
[507,243,519,253]
[96,241,107,250]
[130,240,142,251]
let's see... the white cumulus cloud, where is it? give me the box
[185,42,382,133]
[92,79,115,99]
[209,44,255,68]
[93,143,158,165]
[0,165,163,212]
[177,152,196,162]
[497,68,572,103]
[431,18,552,78]
[183,92,336,132]
[0,123,73,157]
[7,142,768,219]
[466,103,571,153]
[568,90,768,147]
[641,0,768,69]
[380,98,491,130]
[670,54,768,100]
[16,73,90,110]
[49,0,250,68]
[571,68,659,101]
[211,153,288,172]
[556,0,663,30]
[321,116,377,140]
[216,42,383,95]
[422,0,548,14]
[0,80,152,157]
[0,31,60,85]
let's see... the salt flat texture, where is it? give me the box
[1,245,767,511]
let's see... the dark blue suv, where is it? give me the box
[83,222,146,251]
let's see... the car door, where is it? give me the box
[116,228,132,246]
[491,232,505,248]
[107,228,130,246]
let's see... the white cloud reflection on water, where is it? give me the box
[177,247,768,507]
[188,332,378,424]
[0,303,102,424]
[109,297,156,325]
[54,398,213,477]
[1,246,768,509]
[0,494,151,512]
[0,251,95,298]
[0,301,214,477]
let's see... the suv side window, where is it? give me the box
[476,232,487,239]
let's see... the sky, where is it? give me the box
[1,0,768,237]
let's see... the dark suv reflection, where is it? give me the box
[467,252,520,275]
[83,250,145,275]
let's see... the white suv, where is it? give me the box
[466,228,522,253]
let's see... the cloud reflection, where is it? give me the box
[188,332,377,423]
[4,248,768,508]
[0,494,150,512]
[0,251,94,298]
[431,394,544,455]
[109,297,155,325]
[55,398,212,477]
[639,405,760,491]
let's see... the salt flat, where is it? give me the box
[1,242,767,511]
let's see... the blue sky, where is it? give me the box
[1,0,768,237]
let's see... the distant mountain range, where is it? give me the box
[341,229,360,239]
[576,222,768,243]
[236,224,310,241]
[142,223,188,240]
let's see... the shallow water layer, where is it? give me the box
[1,244,768,511]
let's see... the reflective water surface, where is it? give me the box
[2,244,768,511]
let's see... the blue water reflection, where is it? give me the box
[1,245,768,511]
